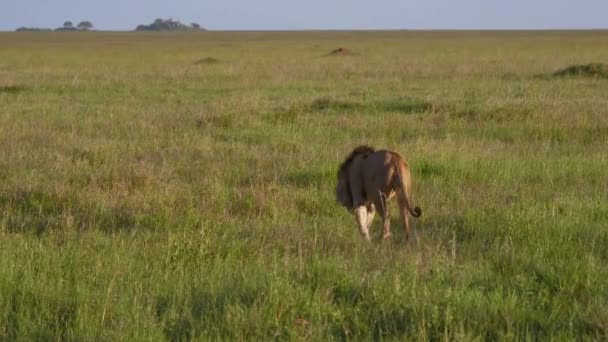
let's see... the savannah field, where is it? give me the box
[0,30,607,340]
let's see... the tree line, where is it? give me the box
[16,19,205,32]
[17,21,93,32]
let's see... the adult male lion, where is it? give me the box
[336,146,422,241]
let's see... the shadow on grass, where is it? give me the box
[155,280,266,341]
[309,96,435,114]
[0,188,167,234]
[194,57,221,65]
[2,287,77,341]
[0,85,28,94]
[285,168,334,188]
[301,262,415,339]
[267,96,437,124]
[370,98,436,113]
[553,63,608,79]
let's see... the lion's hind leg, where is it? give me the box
[366,203,376,233]
[354,206,370,241]
[373,191,391,240]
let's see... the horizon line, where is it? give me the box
[3,27,608,32]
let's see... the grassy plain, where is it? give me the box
[1,30,607,340]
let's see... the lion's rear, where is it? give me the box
[336,145,376,209]
[391,156,422,218]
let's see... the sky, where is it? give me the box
[1,0,607,31]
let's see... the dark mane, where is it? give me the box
[336,145,375,209]
[338,145,375,177]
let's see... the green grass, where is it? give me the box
[1,30,608,340]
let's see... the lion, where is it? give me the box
[336,145,422,241]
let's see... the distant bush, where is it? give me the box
[16,27,52,32]
[54,27,79,32]
[553,63,608,78]
[135,18,205,31]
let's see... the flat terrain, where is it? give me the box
[1,30,607,340]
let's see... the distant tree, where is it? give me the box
[154,18,165,26]
[77,21,93,31]
[135,18,205,31]
[54,20,79,31]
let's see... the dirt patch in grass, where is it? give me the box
[325,47,355,56]
[194,57,220,65]
[553,63,608,78]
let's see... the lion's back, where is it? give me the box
[361,150,396,195]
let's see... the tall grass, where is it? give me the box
[1,30,607,340]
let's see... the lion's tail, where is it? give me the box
[392,157,422,218]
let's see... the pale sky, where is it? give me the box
[1,0,607,31]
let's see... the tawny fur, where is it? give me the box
[336,146,422,241]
